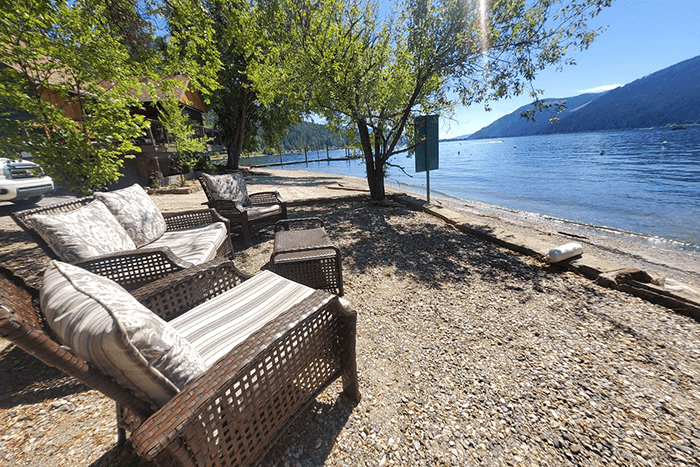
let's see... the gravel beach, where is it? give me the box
[1,169,699,466]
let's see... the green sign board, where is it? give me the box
[415,114,439,173]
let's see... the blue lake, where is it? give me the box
[244,127,700,250]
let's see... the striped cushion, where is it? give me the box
[28,201,136,262]
[94,183,166,247]
[246,204,283,221]
[147,222,227,265]
[40,261,207,407]
[170,271,314,366]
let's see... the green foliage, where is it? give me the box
[208,0,300,169]
[250,0,613,200]
[0,0,220,193]
[157,88,210,158]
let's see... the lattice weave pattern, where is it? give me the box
[274,256,343,295]
[131,290,360,466]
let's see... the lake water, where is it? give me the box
[244,127,700,251]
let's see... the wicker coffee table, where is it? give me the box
[271,218,344,295]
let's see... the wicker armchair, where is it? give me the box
[0,258,360,467]
[13,196,232,291]
[199,173,287,247]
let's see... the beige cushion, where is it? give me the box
[40,261,207,407]
[94,183,166,247]
[29,201,136,263]
[171,270,315,366]
[147,221,227,265]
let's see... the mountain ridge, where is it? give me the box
[452,54,700,140]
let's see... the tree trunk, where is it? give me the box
[357,120,386,201]
[226,141,242,171]
[367,161,386,200]
[226,93,248,171]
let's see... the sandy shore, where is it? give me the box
[1,169,699,466]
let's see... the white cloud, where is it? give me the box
[580,84,623,93]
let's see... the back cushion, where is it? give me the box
[40,261,207,407]
[94,183,167,247]
[29,201,136,263]
[201,173,250,206]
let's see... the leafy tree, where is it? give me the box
[157,89,210,166]
[0,0,219,192]
[208,0,300,171]
[251,0,613,200]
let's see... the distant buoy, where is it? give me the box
[545,242,583,263]
[599,149,605,155]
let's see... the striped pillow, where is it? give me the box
[40,261,207,407]
[94,183,166,247]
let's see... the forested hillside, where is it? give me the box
[466,93,604,139]
[280,122,353,152]
[539,55,700,134]
[464,54,700,139]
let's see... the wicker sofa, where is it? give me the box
[0,257,360,467]
[12,183,232,291]
[199,172,287,247]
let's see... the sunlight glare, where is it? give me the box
[479,0,488,53]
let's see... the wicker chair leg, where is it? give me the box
[337,299,360,403]
[335,249,344,296]
[116,404,127,446]
[240,217,253,247]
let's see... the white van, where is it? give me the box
[0,157,54,205]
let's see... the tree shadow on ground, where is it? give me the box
[88,443,152,467]
[0,344,89,409]
[259,391,357,467]
[289,201,552,290]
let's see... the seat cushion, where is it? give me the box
[201,172,250,206]
[29,200,136,263]
[40,261,207,407]
[170,270,314,366]
[94,183,167,247]
[245,204,284,221]
[146,222,228,265]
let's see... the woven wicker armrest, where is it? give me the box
[74,247,193,292]
[248,190,285,206]
[130,289,360,466]
[131,258,252,322]
[163,209,230,233]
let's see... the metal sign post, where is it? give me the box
[414,114,439,203]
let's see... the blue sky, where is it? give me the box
[440,0,700,138]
